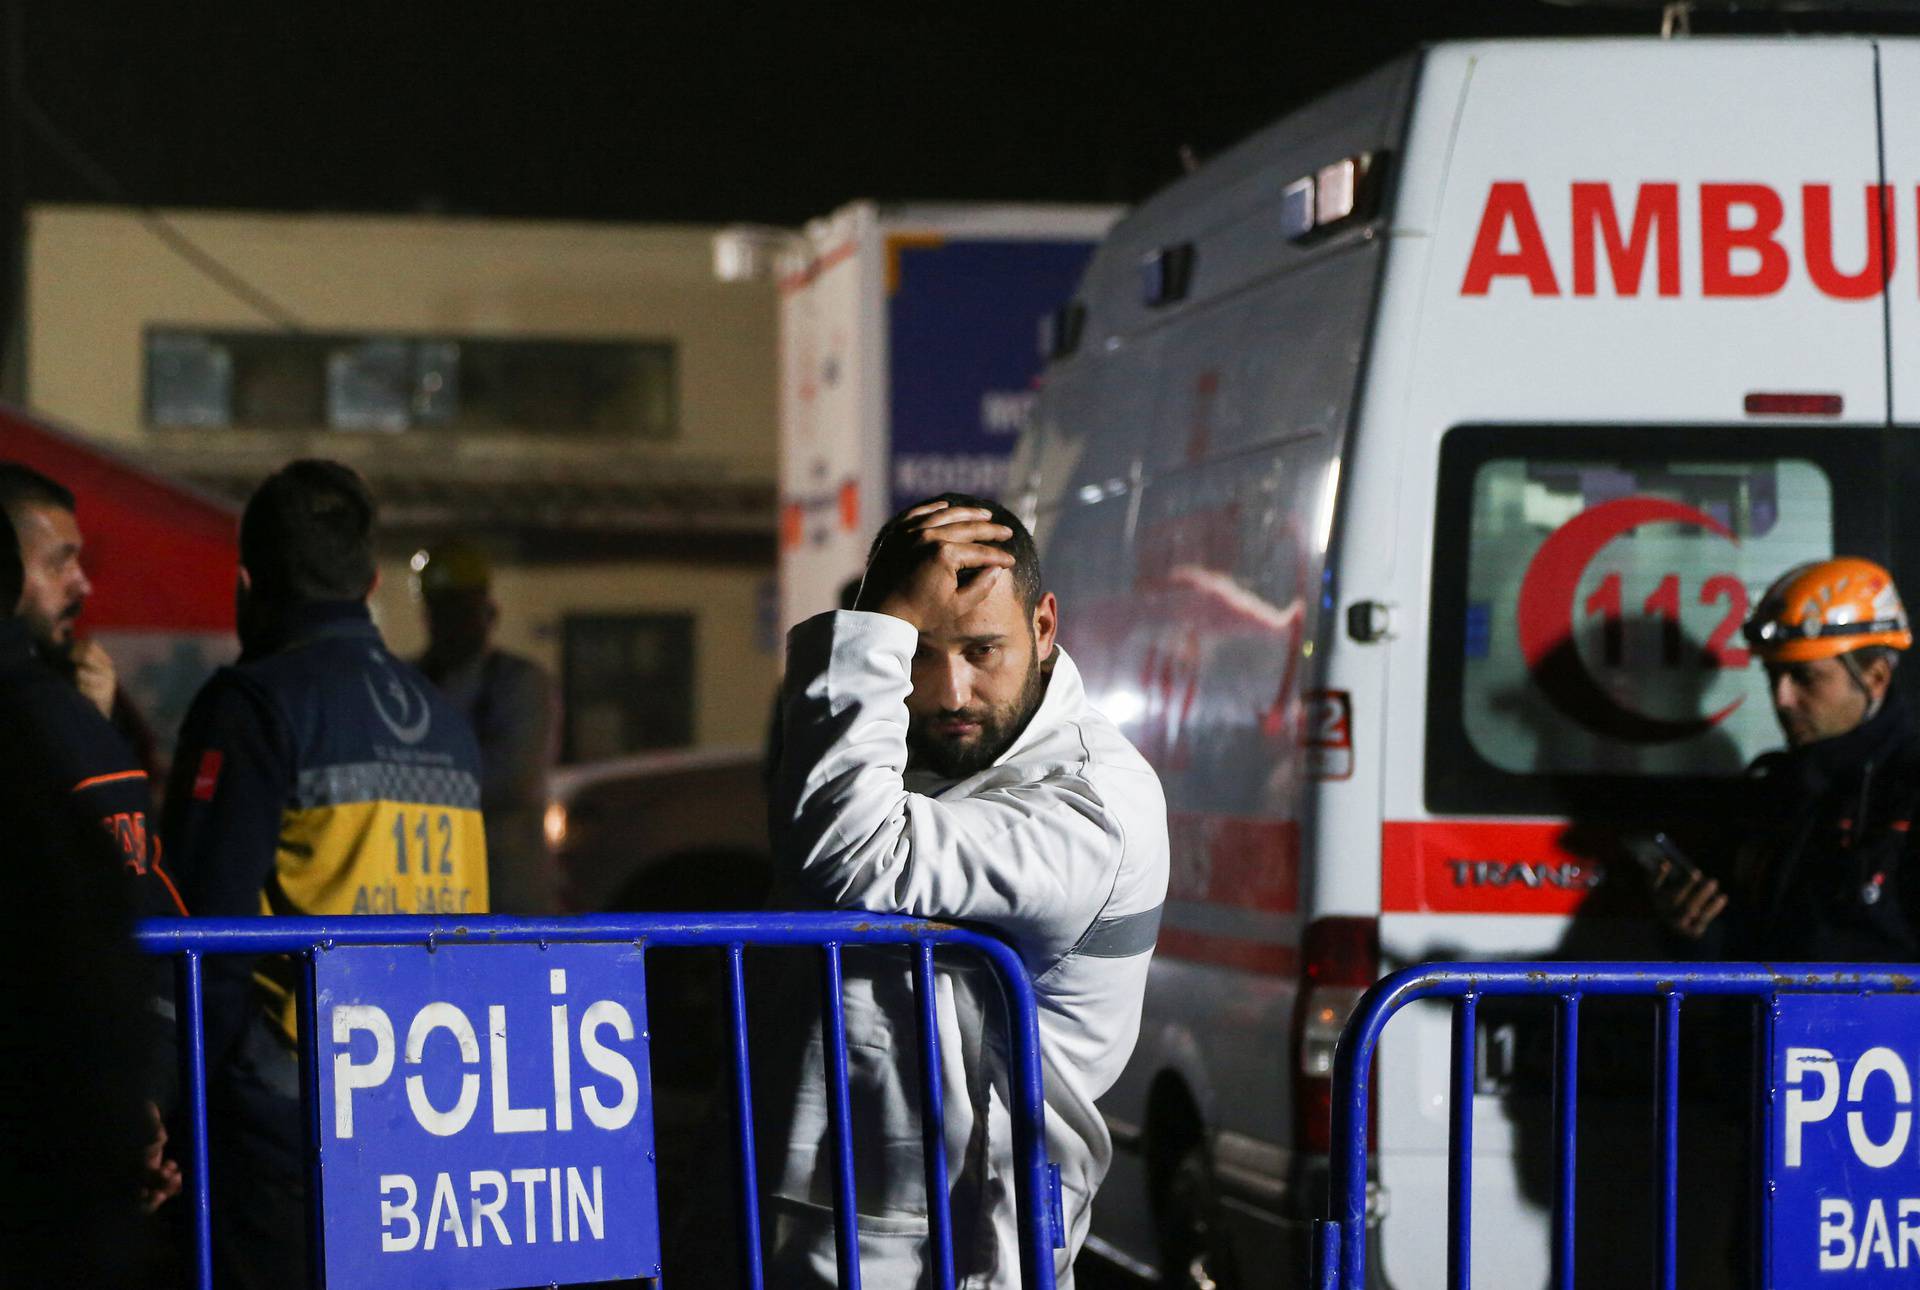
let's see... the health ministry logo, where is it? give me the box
[364,650,432,745]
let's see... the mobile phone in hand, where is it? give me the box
[1626,832,1702,892]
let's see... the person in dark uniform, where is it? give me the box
[0,462,162,775]
[1643,557,1920,1288]
[1656,556,1920,957]
[0,505,186,910]
[0,464,189,1092]
[0,511,168,1285]
[162,460,488,1290]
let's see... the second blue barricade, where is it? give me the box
[1313,961,1920,1290]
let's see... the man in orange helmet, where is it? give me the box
[1657,556,1920,959]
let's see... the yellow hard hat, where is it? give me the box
[1743,557,1912,663]
[411,539,492,598]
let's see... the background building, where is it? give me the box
[21,204,779,759]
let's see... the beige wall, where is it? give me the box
[370,555,776,755]
[24,205,779,759]
[23,205,775,480]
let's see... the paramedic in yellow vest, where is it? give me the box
[413,539,557,914]
[163,460,488,1290]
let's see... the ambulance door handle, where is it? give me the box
[1346,600,1393,644]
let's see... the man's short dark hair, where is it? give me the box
[0,497,20,611]
[866,492,1044,613]
[0,462,76,523]
[240,460,377,603]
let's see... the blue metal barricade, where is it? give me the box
[1312,961,1920,1290]
[137,912,1061,1290]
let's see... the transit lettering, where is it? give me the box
[1446,859,1601,891]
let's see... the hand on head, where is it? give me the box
[857,501,1016,633]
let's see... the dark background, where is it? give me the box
[10,0,1920,227]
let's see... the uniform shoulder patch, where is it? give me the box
[192,749,224,801]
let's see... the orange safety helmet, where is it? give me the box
[1742,557,1913,663]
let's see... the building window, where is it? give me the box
[143,329,677,437]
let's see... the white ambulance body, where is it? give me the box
[1013,37,1920,1287]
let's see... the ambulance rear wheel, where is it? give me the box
[1156,1143,1238,1290]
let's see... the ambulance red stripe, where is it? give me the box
[1165,812,1300,913]
[1380,820,1604,915]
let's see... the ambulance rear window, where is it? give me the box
[1427,424,1887,817]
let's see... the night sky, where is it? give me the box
[11,2,1920,227]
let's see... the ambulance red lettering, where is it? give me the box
[1463,180,1901,299]
[1572,182,1679,297]
[1461,181,1560,296]
[1698,183,1789,296]
[1803,183,1893,299]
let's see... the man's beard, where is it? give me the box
[907,656,1048,780]
[27,598,81,652]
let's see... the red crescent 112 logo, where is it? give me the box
[1515,496,1749,744]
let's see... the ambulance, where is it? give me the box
[1011,35,1920,1288]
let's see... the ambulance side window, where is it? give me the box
[1427,425,1884,817]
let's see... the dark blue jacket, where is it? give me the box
[163,600,487,1064]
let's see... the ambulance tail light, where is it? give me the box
[1744,391,1843,417]
[1293,915,1379,1155]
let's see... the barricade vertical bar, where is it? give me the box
[914,941,958,1290]
[1753,996,1775,1287]
[1330,998,1374,1289]
[1448,994,1476,1290]
[727,944,765,1290]
[996,944,1058,1290]
[301,950,326,1290]
[819,942,863,1290]
[1313,1218,1341,1290]
[1654,991,1682,1290]
[1553,994,1579,1290]
[178,949,213,1290]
